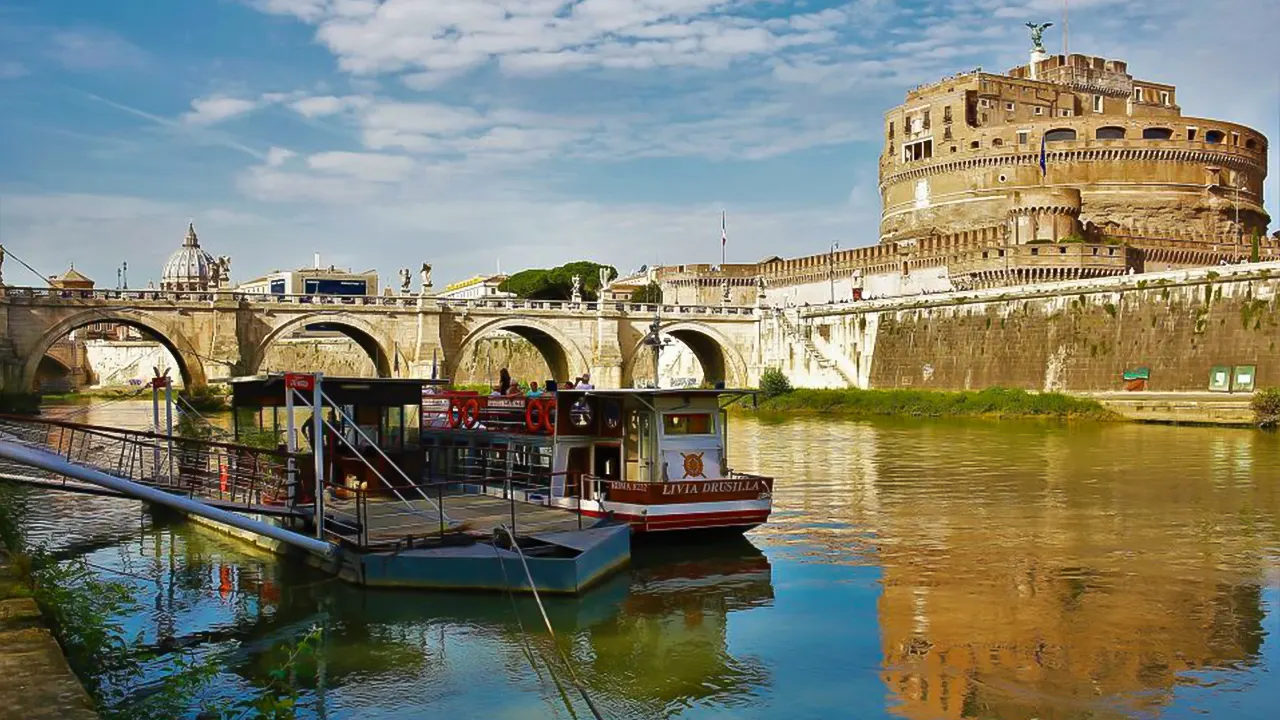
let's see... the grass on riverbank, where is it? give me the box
[748,386,1116,420]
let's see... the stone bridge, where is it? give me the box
[0,288,763,392]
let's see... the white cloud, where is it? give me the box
[48,28,148,71]
[306,151,414,181]
[0,61,28,79]
[183,96,262,125]
[289,94,369,117]
[265,146,296,167]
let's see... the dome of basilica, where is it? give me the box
[161,223,218,291]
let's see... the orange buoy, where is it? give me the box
[540,399,557,433]
[525,398,544,432]
[462,398,481,429]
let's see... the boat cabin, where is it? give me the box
[229,375,445,499]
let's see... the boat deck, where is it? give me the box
[326,492,587,545]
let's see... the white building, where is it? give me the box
[237,255,378,297]
[435,274,513,300]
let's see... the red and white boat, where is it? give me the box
[420,387,773,534]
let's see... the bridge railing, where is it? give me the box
[2,287,760,316]
[0,414,296,512]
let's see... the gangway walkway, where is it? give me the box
[0,414,304,518]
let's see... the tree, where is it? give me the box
[499,262,618,300]
[629,282,663,304]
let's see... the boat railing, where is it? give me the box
[320,469,583,550]
[0,414,296,512]
[421,392,557,436]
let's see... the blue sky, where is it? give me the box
[0,0,1276,289]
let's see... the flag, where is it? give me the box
[721,210,727,247]
[1039,134,1047,177]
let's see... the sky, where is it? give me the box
[0,0,1276,290]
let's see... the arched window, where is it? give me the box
[1245,138,1258,150]
[1205,130,1225,144]
[992,138,1004,147]
[1095,126,1125,140]
[1044,128,1077,142]
[1143,127,1173,140]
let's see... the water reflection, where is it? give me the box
[11,402,1280,718]
[738,418,1280,719]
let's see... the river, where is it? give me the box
[10,401,1280,719]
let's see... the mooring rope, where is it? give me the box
[499,525,606,720]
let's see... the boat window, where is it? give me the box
[569,398,593,428]
[663,413,713,435]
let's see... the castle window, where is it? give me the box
[1017,131,1029,144]
[992,138,1004,147]
[943,126,953,140]
[1246,138,1258,150]
[1231,132,1240,145]
[1030,248,1039,256]
[1142,127,1173,140]
[1005,102,1015,112]
[922,110,931,130]
[902,138,933,162]
[1093,95,1104,113]
[889,121,894,138]
[1044,128,1077,142]
[1160,91,1170,106]
[970,140,980,149]
[983,251,989,259]
[1134,87,1145,103]
[1096,126,1125,140]
[1060,246,1068,254]
[1034,106,1044,116]
[1187,127,1198,141]
[1205,129,1225,144]
[1092,248,1099,256]
[1059,109,1072,117]
[943,106,952,123]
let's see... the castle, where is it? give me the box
[646,33,1274,306]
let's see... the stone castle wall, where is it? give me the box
[787,264,1279,393]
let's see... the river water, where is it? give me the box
[11,402,1280,719]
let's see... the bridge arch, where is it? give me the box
[250,313,393,378]
[623,320,749,389]
[20,309,207,390]
[450,317,590,385]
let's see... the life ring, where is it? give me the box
[540,399,557,433]
[448,399,464,429]
[525,398,544,432]
[462,398,481,429]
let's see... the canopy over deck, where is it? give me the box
[230,375,448,409]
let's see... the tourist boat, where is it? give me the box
[420,386,774,534]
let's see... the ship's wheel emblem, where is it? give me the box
[681,452,706,479]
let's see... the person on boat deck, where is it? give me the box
[562,379,576,390]
[576,373,594,389]
[497,367,511,395]
[505,380,523,397]
[527,381,543,398]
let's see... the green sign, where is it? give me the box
[1208,366,1231,392]
[1232,365,1257,393]
[1122,367,1150,381]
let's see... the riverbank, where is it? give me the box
[745,387,1118,420]
[0,548,100,720]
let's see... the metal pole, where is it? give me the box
[313,373,325,539]
[164,378,175,483]
[151,379,162,481]
[286,382,297,509]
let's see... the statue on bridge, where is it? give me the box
[216,255,231,288]
[571,274,582,303]
[420,263,433,294]
[0,244,5,286]
[399,268,411,294]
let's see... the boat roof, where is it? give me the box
[229,374,447,408]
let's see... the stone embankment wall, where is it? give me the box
[783,263,1279,392]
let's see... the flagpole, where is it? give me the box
[721,210,727,266]
[1063,0,1069,56]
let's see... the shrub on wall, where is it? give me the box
[759,368,793,399]
[1251,387,1280,427]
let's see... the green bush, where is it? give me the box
[629,282,663,304]
[750,386,1112,420]
[499,261,618,300]
[758,368,793,399]
[1251,387,1280,426]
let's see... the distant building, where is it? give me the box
[435,274,512,300]
[47,265,94,290]
[238,258,379,297]
[161,223,229,291]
